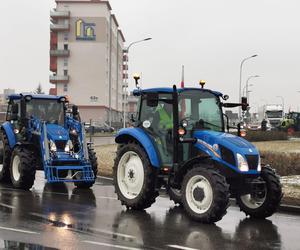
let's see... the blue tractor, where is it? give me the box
[113,79,282,223]
[0,94,98,190]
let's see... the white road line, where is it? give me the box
[0,226,39,235]
[96,196,117,200]
[168,245,200,250]
[91,228,136,239]
[97,175,113,181]
[82,241,141,250]
[0,203,15,209]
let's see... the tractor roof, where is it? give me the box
[8,93,65,101]
[133,87,223,97]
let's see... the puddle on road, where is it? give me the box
[0,238,58,250]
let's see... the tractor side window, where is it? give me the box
[6,100,20,121]
[139,93,173,166]
[198,98,222,131]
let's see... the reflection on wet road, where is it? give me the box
[0,172,299,249]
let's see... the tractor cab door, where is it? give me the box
[139,93,174,166]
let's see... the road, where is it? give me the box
[0,173,299,250]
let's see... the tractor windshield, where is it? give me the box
[26,99,65,125]
[179,90,224,132]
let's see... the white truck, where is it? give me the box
[259,104,284,129]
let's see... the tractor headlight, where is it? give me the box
[50,140,57,152]
[237,153,249,172]
[64,140,73,152]
[257,156,262,172]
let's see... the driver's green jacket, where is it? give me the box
[157,105,173,130]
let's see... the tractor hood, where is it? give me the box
[46,124,69,141]
[194,130,259,169]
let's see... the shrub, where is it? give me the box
[260,151,300,176]
[245,131,288,142]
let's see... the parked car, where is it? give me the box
[85,123,114,133]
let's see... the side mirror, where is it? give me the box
[72,105,79,116]
[146,93,159,107]
[241,97,248,111]
[10,103,19,120]
[130,113,136,122]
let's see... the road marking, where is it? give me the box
[96,196,117,200]
[82,241,141,250]
[168,245,200,250]
[0,203,15,209]
[0,226,39,235]
[90,228,136,239]
[98,175,113,181]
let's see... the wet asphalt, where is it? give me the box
[0,172,299,250]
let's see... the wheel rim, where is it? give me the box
[185,175,213,214]
[117,151,144,199]
[240,187,267,209]
[0,141,3,172]
[12,155,21,182]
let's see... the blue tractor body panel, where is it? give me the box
[115,128,161,168]
[193,130,260,175]
[1,122,16,149]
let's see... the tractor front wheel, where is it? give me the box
[74,148,98,189]
[10,146,36,190]
[182,165,229,223]
[113,143,158,210]
[236,166,282,219]
[0,132,12,183]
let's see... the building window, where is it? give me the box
[64,58,68,67]
[90,96,98,102]
[64,70,68,76]
[64,32,68,41]
[64,44,68,50]
[63,84,68,92]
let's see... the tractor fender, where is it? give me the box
[1,122,17,149]
[115,128,160,168]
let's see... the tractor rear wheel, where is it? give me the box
[168,188,182,206]
[182,165,229,223]
[113,143,158,210]
[10,146,36,190]
[0,132,12,183]
[236,166,282,218]
[74,148,98,189]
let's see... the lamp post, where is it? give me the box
[239,54,258,120]
[276,96,285,115]
[122,38,152,128]
[245,75,259,101]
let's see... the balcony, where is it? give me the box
[50,10,70,19]
[50,23,70,31]
[50,49,70,57]
[50,75,69,84]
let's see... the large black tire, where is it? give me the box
[236,166,282,219]
[181,165,230,223]
[113,142,158,210]
[74,148,98,189]
[168,187,182,206]
[10,146,36,190]
[0,132,12,182]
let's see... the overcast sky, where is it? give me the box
[0,0,299,111]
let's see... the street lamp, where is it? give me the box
[122,37,152,128]
[243,83,253,97]
[245,75,259,100]
[239,54,258,120]
[276,96,285,114]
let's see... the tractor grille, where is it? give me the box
[55,140,67,151]
[245,155,259,170]
[220,146,236,166]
